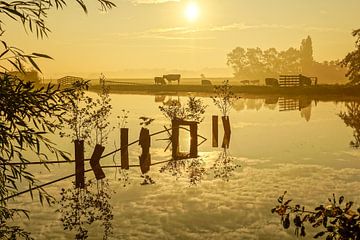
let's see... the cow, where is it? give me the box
[250,80,260,85]
[265,78,279,87]
[299,74,312,86]
[154,76,166,85]
[240,80,250,85]
[163,74,181,85]
[201,79,212,85]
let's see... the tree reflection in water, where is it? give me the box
[339,101,360,148]
[57,180,114,240]
[210,148,240,182]
[159,158,206,186]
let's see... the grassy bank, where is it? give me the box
[89,83,360,100]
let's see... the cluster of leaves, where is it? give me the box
[159,97,207,122]
[60,76,113,146]
[272,191,360,239]
[338,102,360,148]
[90,74,113,146]
[0,0,115,74]
[59,80,94,142]
[340,29,360,85]
[211,80,240,117]
[0,207,32,240]
[117,109,130,129]
[57,180,114,240]
[140,175,156,185]
[139,116,155,127]
[210,149,240,182]
[116,168,130,188]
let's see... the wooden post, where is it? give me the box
[171,120,179,159]
[75,140,85,188]
[212,115,218,147]
[139,127,151,174]
[90,144,106,180]
[190,123,198,158]
[221,116,231,149]
[120,128,129,169]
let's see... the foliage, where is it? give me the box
[57,180,114,240]
[300,36,314,75]
[59,80,95,142]
[227,37,347,84]
[159,97,207,122]
[117,109,130,129]
[139,116,155,127]
[272,191,360,239]
[159,158,206,186]
[0,207,32,240]
[211,80,239,116]
[340,29,360,85]
[338,102,360,148]
[0,0,115,73]
[90,74,113,146]
[0,0,115,238]
[140,175,155,185]
[226,46,301,79]
[0,73,75,238]
[210,149,240,182]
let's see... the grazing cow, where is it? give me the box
[299,74,312,86]
[163,74,181,85]
[265,78,279,87]
[240,80,250,85]
[154,77,166,85]
[201,79,212,85]
[250,80,260,85]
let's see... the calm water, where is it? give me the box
[11,94,360,240]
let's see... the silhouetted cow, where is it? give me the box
[250,80,260,85]
[201,79,212,85]
[240,80,250,85]
[265,78,279,87]
[299,74,312,86]
[154,77,166,85]
[163,74,181,84]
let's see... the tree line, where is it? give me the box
[227,36,349,84]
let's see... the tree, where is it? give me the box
[227,46,301,80]
[300,36,314,75]
[0,0,115,238]
[340,29,360,85]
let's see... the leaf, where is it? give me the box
[32,52,53,59]
[27,56,42,73]
[283,215,290,229]
[314,232,325,238]
[339,196,344,204]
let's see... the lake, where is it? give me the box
[10,93,360,240]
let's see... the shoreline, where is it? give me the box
[88,84,360,101]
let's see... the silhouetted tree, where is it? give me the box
[340,29,360,85]
[339,102,360,148]
[0,0,115,238]
[300,36,314,75]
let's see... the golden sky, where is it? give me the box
[4,0,360,78]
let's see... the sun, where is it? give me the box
[185,2,199,22]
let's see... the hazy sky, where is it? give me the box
[4,0,360,78]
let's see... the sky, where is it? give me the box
[4,0,360,78]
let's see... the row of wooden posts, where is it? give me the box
[75,116,231,188]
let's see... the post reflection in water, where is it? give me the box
[339,101,360,148]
